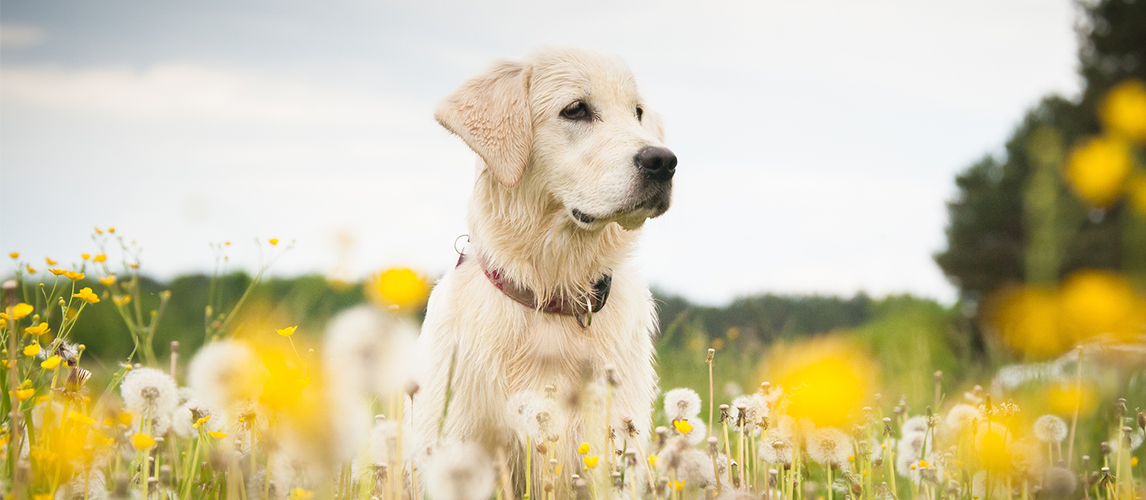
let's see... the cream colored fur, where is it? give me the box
[414,47,672,491]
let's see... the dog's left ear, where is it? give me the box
[641,107,667,143]
[435,61,533,188]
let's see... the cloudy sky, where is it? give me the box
[1,0,1082,304]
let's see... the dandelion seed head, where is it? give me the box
[171,398,222,438]
[120,367,178,418]
[1043,466,1077,499]
[945,404,981,434]
[1034,414,1068,443]
[323,305,421,398]
[901,415,930,436]
[663,388,702,421]
[188,340,263,412]
[423,442,495,500]
[806,426,852,466]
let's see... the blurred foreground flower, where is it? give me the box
[367,267,430,312]
[1100,79,1146,143]
[1066,136,1133,208]
[763,336,875,428]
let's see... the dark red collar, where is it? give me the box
[456,252,612,328]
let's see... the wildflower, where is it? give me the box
[14,388,34,401]
[368,267,430,311]
[806,426,852,467]
[72,288,100,304]
[664,387,702,421]
[1034,414,1068,443]
[578,442,590,454]
[673,418,694,435]
[945,404,981,434]
[11,303,33,320]
[172,398,222,438]
[41,356,62,369]
[1100,79,1146,143]
[131,433,156,450]
[671,479,685,491]
[98,275,116,286]
[766,337,874,428]
[269,238,280,245]
[24,323,49,336]
[1043,466,1078,499]
[1059,270,1146,343]
[423,441,495,500]
[112,295,131,306]
[64,270,84,280]
[896,432,927,476]
[49,268,67,276]
[108,227,115,233]
[648,454,658,468]
[1066,136,1133,207]
[45,257,57,265]
[366,419,414,465]
[584,455,600,468]
[974,421,1013,471]
[209,431,228,439]
[93,253,106,263]
[759,416,796,464]
[289,489,315,500]
[188,339,264,412]
[120,367,179,419]
[323,306,421,399]
[277,325,298,337]
[25,265,35,274]
[67,411,95,425]
[65,366,92,393]
[81,253,90,260]
[24,343,41,357]
[8,252,17,258]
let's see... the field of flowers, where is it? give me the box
[2,83,1146,500]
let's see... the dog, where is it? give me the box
[413,47,676,490]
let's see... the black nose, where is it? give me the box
[635,146,677,181]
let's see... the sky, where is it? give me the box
[0,0,1083,305]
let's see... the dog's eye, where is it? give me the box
[560,101,591,121]
[636,106,644,122]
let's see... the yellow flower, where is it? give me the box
[45,257,57,265]
[11,303,33,320]
[671,480,685,492]
[8,252,18,259]
[1059,270,1146,343]
[41,356,62,370]
[13,388,34,401]
[766,336,875,428]
[94,227,103,234]
[108,227,115,233]
[25,265,36,274]
[67,411,95,425]
[112,295,131,306]
[99,275,116,286]
[94,254,106,263]
[209,431,228,439]
[1100,79,1146,143]
[1066,136,1133,207]
[277,326,298,337]
[648,454,658,467]
[269,238,280,245]
[918,460,931,468]
[131,433,156,450]
[23,344,41,357]
[578,442,590,455]
[673,419,694,435]
[583,455,600,469]
[193,415,211,428]
[73,288,100,304]
[0,318,6,329]
[289,489,315,500]
[63,270,85,281]
[368,267,430,311]
[81,253,90,260]
[25,323,50,336]
[48,268,66,276]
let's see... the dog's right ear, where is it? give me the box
[435,61,533,188]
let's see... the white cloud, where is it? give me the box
[0,23,45,48]
[0,62,421,125]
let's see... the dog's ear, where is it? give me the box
[435,61,533,188]
[641,107,667,143]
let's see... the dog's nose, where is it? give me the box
[635,146,677,181]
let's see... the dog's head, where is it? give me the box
[435,47,675,231]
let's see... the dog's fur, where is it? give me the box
[413,47,673,486]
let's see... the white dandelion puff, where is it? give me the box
[805,426,852,467]
[368,419,416,465]
[53,469,107,500]
[679,419,707,446]
[759,416,796,465]
[945,404,981,434]
[323,305,422,398]
[120,367,179,418]
[895,433,927,478]
[171,397,222,438]
[188,339,264,413]
[663,388,702,421]
[506,391,563,442]
[423,441,495,500]
[901,415,930,436]
[1034,415,1069,443]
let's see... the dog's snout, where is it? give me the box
[635,146,677,181]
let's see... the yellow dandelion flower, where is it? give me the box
[918,460,930,468]
[368,267,430,311]
[1100,79,1146,143]
[11,303,33,320]
[131,433,156,450]
[583,455,600,469]
[23,344,41,357]
[93,254,106,263]
[13,388,34,401]
[209,431,228,439]
[673,419,694,435]
[648,454,657,467]
[73,288,100,304]
[672,480,685,492]
[63,270,85,281]
[45,257,57,265]
[48,268,66,276]
[25,265,36,274]
[1066,136,1133,208]
[0,318,6,330]
[277,326,298,337]
[81,253,90,261]
[8,252,18,259]
[117,411,134,426]
[766,336,875,428]
[99,275,116,286]
[112,295,131,306]
[108,227,115,233]
[67,411,95,425]
[41,356,62,370]
[269,238,280,245]
[1059,270,1146,343]
[193,415,211,428]
[25,323,50,336]
[578,442,590,455]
